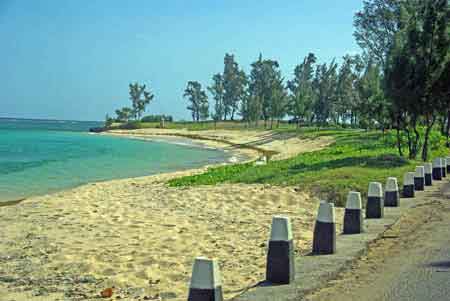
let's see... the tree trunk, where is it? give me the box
[412,123,420,159]
[446,109,450,147]
[396,124,403,157]
[422,127,431,161]
[440,116,446,136]
[422,115,436,161]
[405,127,413,159]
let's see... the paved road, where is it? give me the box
[306,184,450,301]
[378,215,450,301]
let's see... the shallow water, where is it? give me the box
[0,118,228,202]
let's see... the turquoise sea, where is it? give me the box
[0,118,228,202]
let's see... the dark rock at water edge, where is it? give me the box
[89,127,108,133]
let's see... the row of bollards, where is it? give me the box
[187,156,450,301]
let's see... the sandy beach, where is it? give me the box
[0,129,338,301]
[105,128,334,161]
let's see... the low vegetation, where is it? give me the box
[168,129,448,207]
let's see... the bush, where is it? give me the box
[118,121,143,130]
[141,115,173,123]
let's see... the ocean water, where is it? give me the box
[0,118,228,202]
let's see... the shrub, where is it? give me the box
[141,115,173,123]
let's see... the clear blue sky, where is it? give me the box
[0,0,363,121]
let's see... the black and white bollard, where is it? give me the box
[441,158,447,178]
[432,158,443,181]
[447,157,450,174]
[424,163,433,186]
[414,166,425,191]
[188,257,223,301]
[403,172,415,198]
[366,182,384,219]
[312,201,336,255]
[266,216,295,284]
[385,177,400,207]
[343,191,363,234]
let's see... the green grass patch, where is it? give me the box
[168,129,448,207]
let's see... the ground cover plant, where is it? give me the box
[169,129,448,206]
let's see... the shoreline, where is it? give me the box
[101,130,264,162]
[0,131,255,206]
[0,128,335,300]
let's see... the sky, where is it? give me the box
[0,0,363,121]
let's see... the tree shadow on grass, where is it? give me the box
[288,154,408,174]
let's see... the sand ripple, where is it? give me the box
[0,176,343,300]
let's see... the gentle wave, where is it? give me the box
[0,119,229,202]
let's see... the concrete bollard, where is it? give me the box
[441,158,447,178]
[414,166,425,191]
[188,257,223,301]
[343,191,364,234]
[432,158,443,180]
[447,157,450,173]
[424,163,433,186]
[312,201,336,255]
[403,172,415,198]
[366,182,384,219]
[266,216,295,284]
[385,177,400,207]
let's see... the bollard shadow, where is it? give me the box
[247,279,291,289]
[231,279,288,298]
[425,260,450,269]
[304,251,327,256]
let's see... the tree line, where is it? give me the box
[184,0,449,161]
[106,82,154,125]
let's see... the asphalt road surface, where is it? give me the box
[306,184,450,301]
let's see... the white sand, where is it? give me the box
[0,129,337,300]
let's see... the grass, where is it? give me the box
[168,129,449,207]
